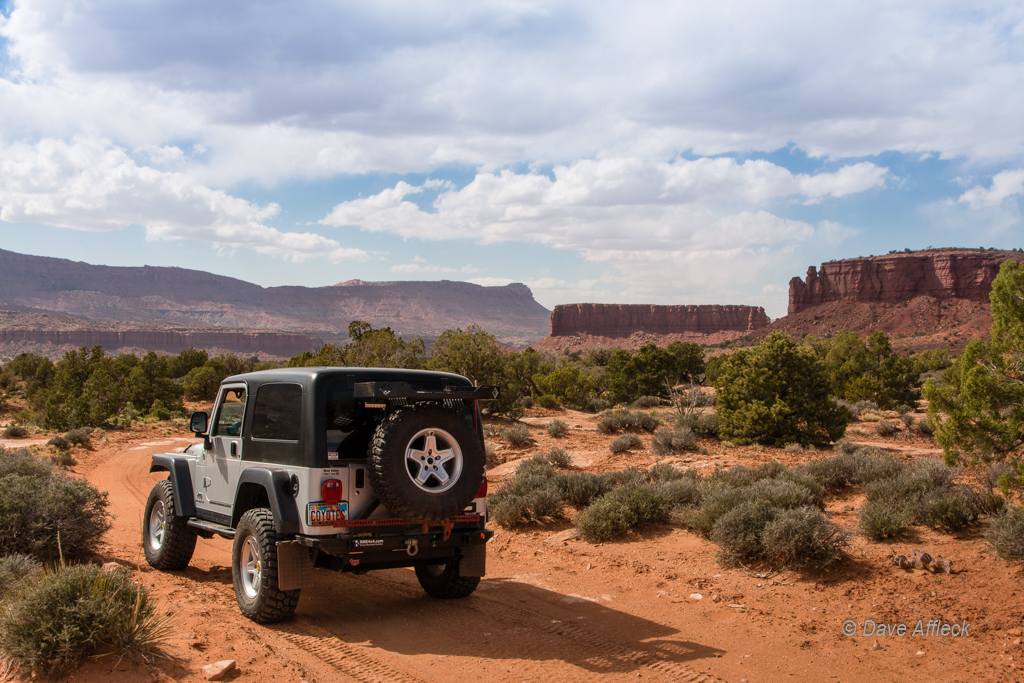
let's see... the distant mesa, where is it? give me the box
[788,249,1023,315]
[771,248,1024,351]
[0,248,551,354]
[534,303,770,351]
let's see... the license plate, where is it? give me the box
[307,501,348,526]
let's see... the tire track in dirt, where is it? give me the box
[273,620,428,683]
[359,572,725,682]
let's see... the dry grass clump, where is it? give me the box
[875,420,901,437]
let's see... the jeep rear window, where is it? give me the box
[251,383,302,441]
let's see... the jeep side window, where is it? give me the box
[213,388,246,437]
[251,384,301,441]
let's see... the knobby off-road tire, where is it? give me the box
[415,560,481,599]
[367,404,485,521]
[232,508,300,623]
[143,479,197,570]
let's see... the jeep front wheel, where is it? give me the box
[414,560,480,599]
[232,508,300,623]
[143,479,197,570]
[367,405,485,521]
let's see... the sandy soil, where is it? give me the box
[22,410,1024,683]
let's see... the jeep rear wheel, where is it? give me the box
[232,508,300,623]
[414,560,480,599]
[367,405,485,521]
[143,479,197,570]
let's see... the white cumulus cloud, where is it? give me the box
[0,138,369,262]
[959,169,1024,208]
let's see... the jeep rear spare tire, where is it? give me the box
[367,405,485,521]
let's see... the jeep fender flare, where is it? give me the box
[149,455,196,518]
[231,469,301,535]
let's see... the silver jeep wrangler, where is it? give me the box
[143,367,496,623]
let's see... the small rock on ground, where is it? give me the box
[203,660,237,681]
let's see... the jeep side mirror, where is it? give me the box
[189,411,209,435]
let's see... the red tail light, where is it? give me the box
[322,479,343,503]
[476,479,488,498]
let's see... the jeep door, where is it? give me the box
[205,384,247,511]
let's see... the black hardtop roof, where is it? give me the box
[222,366,474,390]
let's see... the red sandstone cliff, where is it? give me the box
[788,249,1024,315]
[550,304,769,337]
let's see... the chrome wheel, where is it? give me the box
[405,428,463,494]
[240,536,261,599]
[147,499,165,551]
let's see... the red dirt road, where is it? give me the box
[58,423,1024,683]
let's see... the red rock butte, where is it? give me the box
[549,303,770,338]
[789,249,1024,315]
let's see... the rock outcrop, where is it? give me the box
[549,303,770,338]
[789,249,1024,315]
[0,249,550,347]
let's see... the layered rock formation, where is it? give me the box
[550,304,770,337]
[789,250,1024,315]
[0,249,551,347]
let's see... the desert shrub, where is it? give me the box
[0,450,110,560]
[576,483,671,542]
[860,411,882,422]
[834,439,859,455]
[0,564,168,676]
[676,412,719,436]
[47,435,71,451]
[651,427,697,455]
[851,400,879,417]
[801,448,906,493]
[546,419,569,439]
[859,499,912,539]
[64,427,93,447]
[516,396,535,409]
[647,462,692,482]
[633,395,661,409]
[762,507,846,567]
[918,419,936,437]
[710,500,779,563]
[676,482,747,536]
[876,420,901,438]
[976,490,1007,516]
[917,487,981,531]
[900,412,916,430]
[655,478,702,507]
[985,462,1019,491]
[535,395,561,410]
[489,459,562,526]
[556,472,616,509]
[50,451,78,468]
[610,433,644,453]
[987,506,1024,564]
[484,424,502,438]
[753,460,787,481]
[607,465,650,487]
[746,478,818,510]
[2,425,28,438]
[596,409,661,434]
[0,554,41,600]
[545,447,572,469]
[585,398,611,413]
[783,443,805,454]
[501,423,531,448]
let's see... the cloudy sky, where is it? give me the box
[0,0,1022,319]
